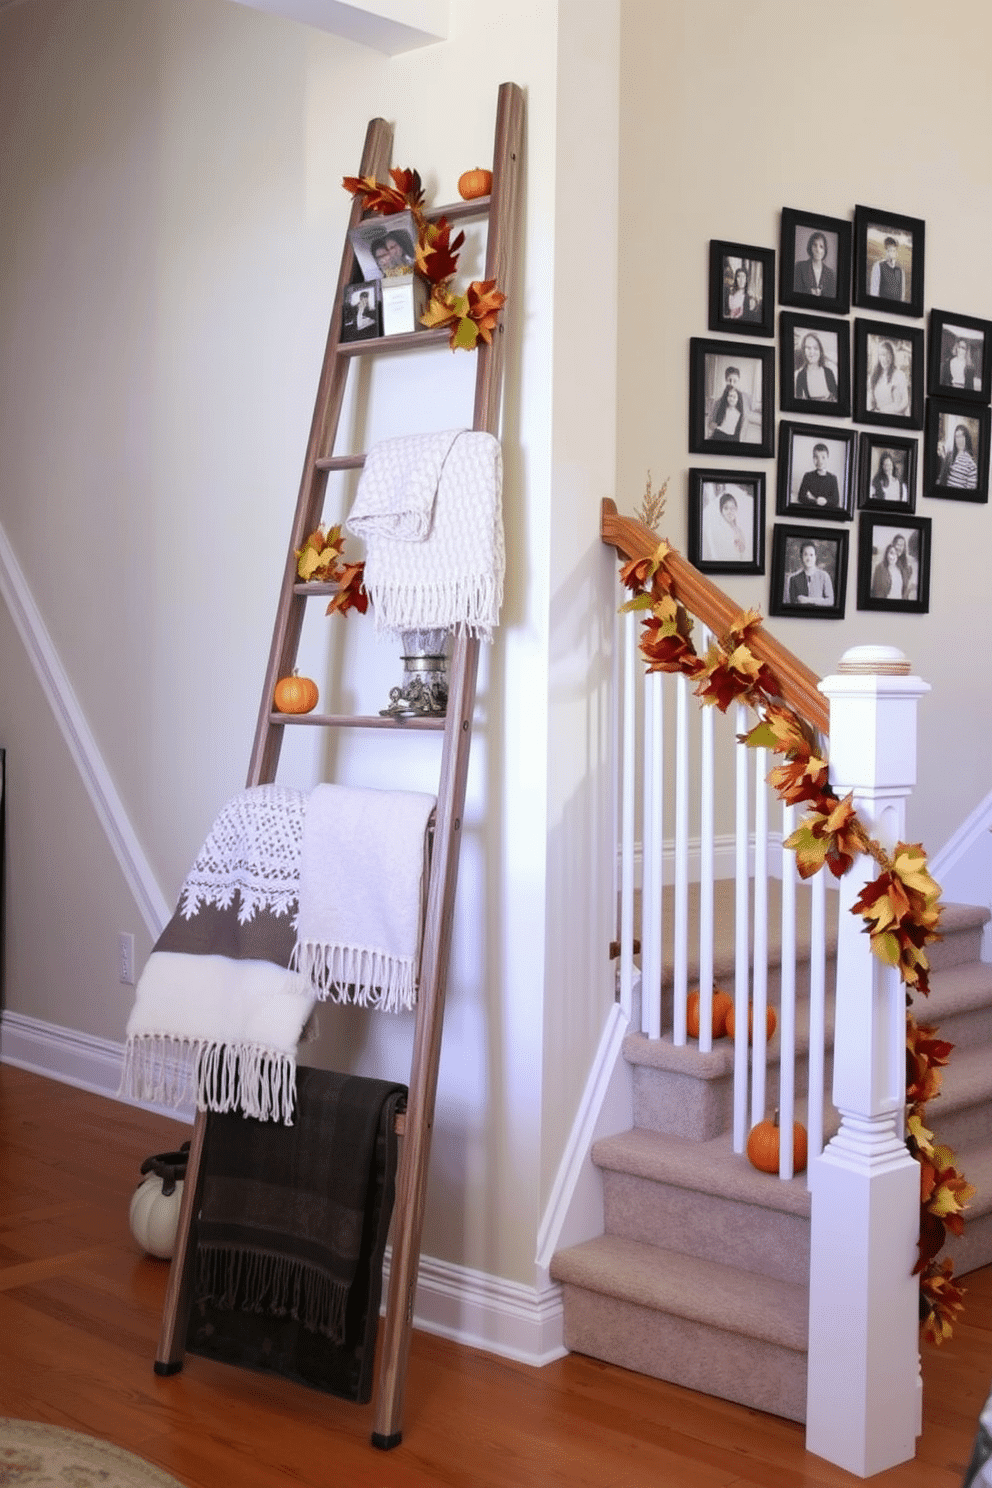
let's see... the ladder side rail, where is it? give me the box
[473,83,524,434]
[248,117,394,786]
[372,632,480,1446]
[372,80,524,1449]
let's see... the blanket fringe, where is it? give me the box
[366,572,502,642]
[195,1243,349,1343]
[291,939,416,1014]
[119,1035,298,1125]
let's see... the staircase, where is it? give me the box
[550,890,992,1423]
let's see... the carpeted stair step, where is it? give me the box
[593,1126,810,1284]
[911,957,992,1049]
[921,1040,992,1155]
[941,1142,992,1276]
[549,1233,808,1423]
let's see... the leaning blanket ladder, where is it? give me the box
[153,82,524,1451]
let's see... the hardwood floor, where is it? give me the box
[1,1061,989,1487]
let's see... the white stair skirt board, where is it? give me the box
[0,1009,564,1368]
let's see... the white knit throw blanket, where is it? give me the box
[121,785,312,1125]
[290,783,436,1014]
[179,784,306,925]
[346,430,504,640]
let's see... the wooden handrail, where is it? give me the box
[601,498,829,736]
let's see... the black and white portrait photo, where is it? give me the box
[689,339,775,455]
[779,313,850,417]
[708,241,775,338]
[925,400,989,502]
[928,309,992,402]
[340,279,382,342]
[855,321,924,429]
[770,524,848,619]
[857,433,917,513]
[777,422,856,521]
[688,470,765,575]
[856,513,931,613]
[854,206,925,317]
[779,209,851,315]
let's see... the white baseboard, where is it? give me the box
[0,1009,563,1368]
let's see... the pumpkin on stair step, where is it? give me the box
[686,987,733,1038]
[746,1109,807,1174]
[725,1002,778,1042]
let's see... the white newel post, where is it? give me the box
[805,646,928,1478]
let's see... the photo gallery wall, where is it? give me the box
[689,205,992,618]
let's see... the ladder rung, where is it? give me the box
[424,196,490,224]
[338,326,451,358]
[314,454,366,472]
[270,711,446,732]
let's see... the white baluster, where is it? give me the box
[618,608,637,1022]
[641,671,664,1038]
[733,701,750,1153]
[672,674,690,1046]
[698,629,715,1054]
[779,802,797,1179]
[751,747,769,1129]
[806,646,928,1477]
[807,868,827,1160]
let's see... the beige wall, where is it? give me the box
[0,0,625,1289]
[617,0,992,856]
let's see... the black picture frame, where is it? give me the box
[687,470,766,575]
[779,312,851,418]
[688,338,775,456]
[769,524,848,619]
[857,432,918,514]
[708,240,775,338]
[854,319,924,430]
[778,208,851,316]
[856,512,931,613]
[924,399,990,503]
[776,421,856,522]
[341,279,382,342]
[853,205,925,318]
[927,309,992,403]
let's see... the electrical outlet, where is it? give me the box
[118,932,135,986]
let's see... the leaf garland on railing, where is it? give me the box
[619,529,971,1343]
[342,166,506,351]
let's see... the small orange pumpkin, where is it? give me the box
[725,1002,778,1042]
[274,671,319,715]
[746,1109,807,1174]
[457,167,492,200]
[686,987,733,1039]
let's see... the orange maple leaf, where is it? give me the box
[415,217,465,285]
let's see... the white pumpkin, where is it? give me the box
[129,1173,184,1259]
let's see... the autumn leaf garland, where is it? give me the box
[620,536,970,1344]
[342,166,506,351]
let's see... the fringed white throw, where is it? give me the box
[346,429,504,640]
[121,785,313,1125]
[290,783,436,1014]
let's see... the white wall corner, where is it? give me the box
[226,0,448,52]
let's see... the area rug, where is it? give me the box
[0,1420,186,1487]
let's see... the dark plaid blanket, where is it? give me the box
[187,1064,406,1403]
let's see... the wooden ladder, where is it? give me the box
[152,81,524,1452]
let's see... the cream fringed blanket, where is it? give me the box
[290,784,436,1014]
[346,429,504,640]
[121,783,435,1123]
